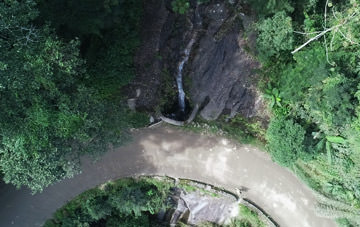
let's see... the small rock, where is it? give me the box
[136,88,141,97]
[127,98,136,110]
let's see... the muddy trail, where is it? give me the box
[0,126,335,227]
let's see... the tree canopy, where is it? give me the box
[257,0,360,225]
[2,0,360,225]
[44,178,171,226]
[0,0,146,192]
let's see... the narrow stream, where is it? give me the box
[176,5,202,113]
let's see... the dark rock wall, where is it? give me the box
[131,0,266,121]
[189,2,261,120]
[129,0,169,110]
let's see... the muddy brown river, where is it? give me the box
[0,125,335,227]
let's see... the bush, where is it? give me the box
[245,0,294,17]
[266,117,306,167]
[257,11,294,59]
[171,0,190,14]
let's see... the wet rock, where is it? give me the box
[160,114,185,126]
[188,2,262,120]
[168,189,239,226]
[130,0,267,122]
[127,98,136,111]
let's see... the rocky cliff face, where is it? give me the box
[188,2,263,120]
[131,0,267,121]
[128,0,169,110]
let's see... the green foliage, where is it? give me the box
[185,114,265,144]
[311,132,347,165]
[245,0,294,17]
[336,217,359,227]
[197,0,210,4]
[46,177,267,227]
[255,0,360,223]
[0,135,79,192]
[45,178,171,226]
[225,115,266,142]
[230,204,265,227]
[324,1,360,53]
[266,117,307,167]
[0,1,86,191]
[326,136,346,144]
[315,192,360,226]
[288,46,327,89]
[263,83,282,108]
[86,27,141,100]
[0,0,39,40]
[257,11,294,59]
[278,45,327,100]
[275,44,356,132]
[0,0,147,192]
[105,214,150,226]
[303,74,355,134]
[171,0,190,15]
[37,0,138,38]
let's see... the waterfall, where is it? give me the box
[176,35,197,112]
[176,6,202,113]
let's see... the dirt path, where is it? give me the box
[0,125,335,227]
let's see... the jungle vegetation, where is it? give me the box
[0,0,147,192]
[252,0,360,225]
[44,178,171,226]
[1,0,360,226]
[45,177,266,227]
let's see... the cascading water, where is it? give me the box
[176,36,196,113]
[176,5,202,113]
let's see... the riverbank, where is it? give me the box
[0,125,335,226]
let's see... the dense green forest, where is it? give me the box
[44,178,171,226]
[1,0,360,226]
[0,0,147,192]
[252,0,360,225]
[45,177,266,227]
